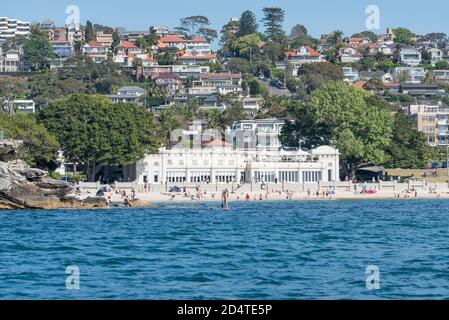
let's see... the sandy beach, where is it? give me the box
[103,187,449,206]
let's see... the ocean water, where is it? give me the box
[1,200,449,300]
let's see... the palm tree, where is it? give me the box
[158,109,181,149]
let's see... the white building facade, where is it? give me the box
[135,145,340,185]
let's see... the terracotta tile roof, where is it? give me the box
[285,46,320,58]
[159,35,186,43]
[189,37,208,43]
[123,41,138,49]
[384,82,401,88]
[353,80,367,89]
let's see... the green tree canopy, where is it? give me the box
[23,34,55,70]
[288,62,344,95]
[84,21,96,42]
[231,34,262,59]
[351,31,378,42]
[179,16,210,37]
[281,82,394,177]
[38,94,159,181]
[434,61,449,70]
[237,10,258,38]
[384,113,432,169]
[0,112,59,169]
[262,7,286,41]
[393,27,415,45]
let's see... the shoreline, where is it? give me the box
[106,189,449,207]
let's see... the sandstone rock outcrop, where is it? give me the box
[0,140,75,210]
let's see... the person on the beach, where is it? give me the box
[222,189,229,210]
[246,194,250,201]
[124,196,130,207]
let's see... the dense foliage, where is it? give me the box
[38,94,159,181]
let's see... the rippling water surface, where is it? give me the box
[1,200,449,300]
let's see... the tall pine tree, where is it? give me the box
[84,21,96,43]
[262,7,285,40]
[237,10,258,38]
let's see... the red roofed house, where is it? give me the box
[348,37,370,47]
[158,35,188,50]
[113,41,144,66]
[179,38,216,65]
[82,40,109,63]
[284,46,324,76]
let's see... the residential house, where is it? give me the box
[392,67,427,83]
[428,48,443,66]
[158,35,187,50]
[0,49,21,72]
[52,27,68,42]
[230,119,286,151]
[284,46,324,75]
[359,70,393,83]
[50,40,73,59]
[143,64,173,78]
[365,44,380,56]
[339,47,363,63]
[122,30,150,45]
[316,44,333,53]
[10,100,36,113]
[400,83,443,97]
[342,67,360,83]
[82,41,109,63]
[433,70,449,82]
[107,86,147,105]
[154,73,182,94]
[399,47,422,66]
[149,26,170,38]
[242,97,263,116]
[379,44,394,56]
[198,73,243,88]
[171,64,210,79]
[113,41,143,67]
[96,33,113,47]
[199,94,226,112]
[178,38,217,65]
[348,37,370,47]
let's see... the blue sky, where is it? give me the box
[1,0,448,38]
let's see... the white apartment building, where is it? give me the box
[342,67,360,83]
[230,119,285,152]
[136,143,340,185]
[0,17,30,43]
[2,100,35,113]
[399,47,422,67]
